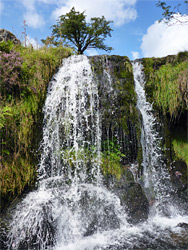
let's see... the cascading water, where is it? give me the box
[6,55,127,250]
[38,55,101,183]
[6,56,188,250]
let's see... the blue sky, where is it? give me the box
[0,0,188,59]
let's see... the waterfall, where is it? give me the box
[6,55,127,250]
[5,56,188,250]
[38,55,101,183]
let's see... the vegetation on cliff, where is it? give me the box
[142,52,188,186]
[142,52,188,118]
[0,41,72,210]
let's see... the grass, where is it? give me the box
[172,132,188,167]
[172,130,188,184]
[143,52,188,119]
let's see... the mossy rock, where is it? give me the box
[89,55,141,166]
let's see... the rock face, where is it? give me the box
[89,55,142,166]
[0,29,21,45]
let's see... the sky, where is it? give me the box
[0,0,188,59]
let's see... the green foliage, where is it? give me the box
[61,140,125,180]
[101,140,125,179]
[52,7,113,54]
[176,51,188,63]
[0,40,14,53]
[147,61,188,117]
[62,146,98,170]
[0,106,12,129]
[172,133,188,167]
[142,53,188,118]
[142,53,188,180]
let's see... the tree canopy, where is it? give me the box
[51,7,113,54]
[156,1,188,24]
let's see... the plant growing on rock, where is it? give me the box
[101,140,125,179]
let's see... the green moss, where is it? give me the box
[101,157,122,180]
[172,131,188,184]
[172,132,188,167]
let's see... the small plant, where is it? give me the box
[62,146,98,168]
[0,106,12,129]
[101,140,125,179]
[172,134,188,167]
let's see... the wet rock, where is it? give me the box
[177,223,188,229]
[0,29,21,45]
[79,189,120,237]
[170,231,188,248]
[108,168,149,224]
[121,182,149,224]
[172,160,188,188]
[171,160,188,209]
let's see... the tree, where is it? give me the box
[51,7,113,54]
[156,1,188,24]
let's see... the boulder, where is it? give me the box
[107,168,149,224]
[121,182,149,224]
[0,29,21,45]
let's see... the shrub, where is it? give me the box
[0,51,23,96]
[0,40,14,53]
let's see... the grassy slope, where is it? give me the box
[0,44,72,210]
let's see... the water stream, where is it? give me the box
[6,56,188,250]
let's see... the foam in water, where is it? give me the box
[6,57,188,250]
